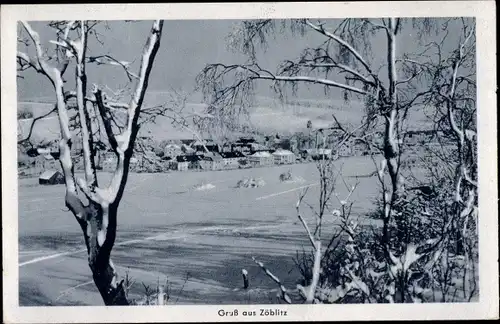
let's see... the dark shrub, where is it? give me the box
[17,109,33,119]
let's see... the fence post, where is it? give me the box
[242,269,249,289]
[157,285,165,305]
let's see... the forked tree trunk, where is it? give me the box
[17,19,163,306]
[81,203,129,305]
[90,255,129,305]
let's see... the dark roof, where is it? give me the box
[180,139,196,145]
[26,148,39,157]
[195,144,220,152]
[39,170,60,180]
[232,142,252,147]
[238,137,256,144]
[406,129,439,135]
[176,154,203,163]
[220,151,245,159]
[234,151,245,157]
[39,170,63,181]
[203,152,222,161]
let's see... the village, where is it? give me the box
[20,128,369,180]
[19,125,445,184]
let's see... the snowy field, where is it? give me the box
[19,157,388,305]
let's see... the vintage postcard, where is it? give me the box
[1,1,498,323]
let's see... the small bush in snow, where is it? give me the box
[236,177,266,188]
[279,170,293,182]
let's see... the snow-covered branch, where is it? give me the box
[87,55,139,81]
[305,19,374,76]
[106,20,164,204]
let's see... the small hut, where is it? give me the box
[39,170,65,185]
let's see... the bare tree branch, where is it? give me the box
[305,19,374,76]
[87,55,139,81]
[73,20,98,188]
[296,188,316,251]
[17,105,58,145]
[93,88,119,152]
[252,257,292,304]
[105,20,164,205]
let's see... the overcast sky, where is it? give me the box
[17,18,470,103]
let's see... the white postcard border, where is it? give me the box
[2,2,497,323]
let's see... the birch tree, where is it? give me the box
[17,20,164,305]
[197,18,476,303]
[419,18,477,301]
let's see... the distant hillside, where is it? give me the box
[18,92,432,144]
[249,97,367,135]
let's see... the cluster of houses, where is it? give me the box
[21,128,445,177]
[23,133,371,175]
[102,137,301,172]
[123,134,374,172]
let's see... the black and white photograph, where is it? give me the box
[2,2,498,323]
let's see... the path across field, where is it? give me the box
[19,157,382,306]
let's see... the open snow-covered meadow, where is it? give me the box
[19,157,385,305]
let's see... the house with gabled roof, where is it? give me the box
[175,155,190,171]
[220,151,246,169]
[199,152,224,171]
[352,139,370,156]
[192,140,220,153]
[231,136,257,155]
[302,148,334,160]
[272,149,295,164]
[180,144,196,155]
[238,136,256,144]
[248,151,274,167]
[249,143,270,154]
[338,142,352,157]
[175,154,203,171]
[39,170,65,185]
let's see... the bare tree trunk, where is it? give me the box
[383,18,407,303]
[307,240,322,303]
[381,19,398,260]
[84,203,129,305]
[385,18,403,200]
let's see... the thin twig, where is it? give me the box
[296,188,316,250]
[252,257,292,304]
